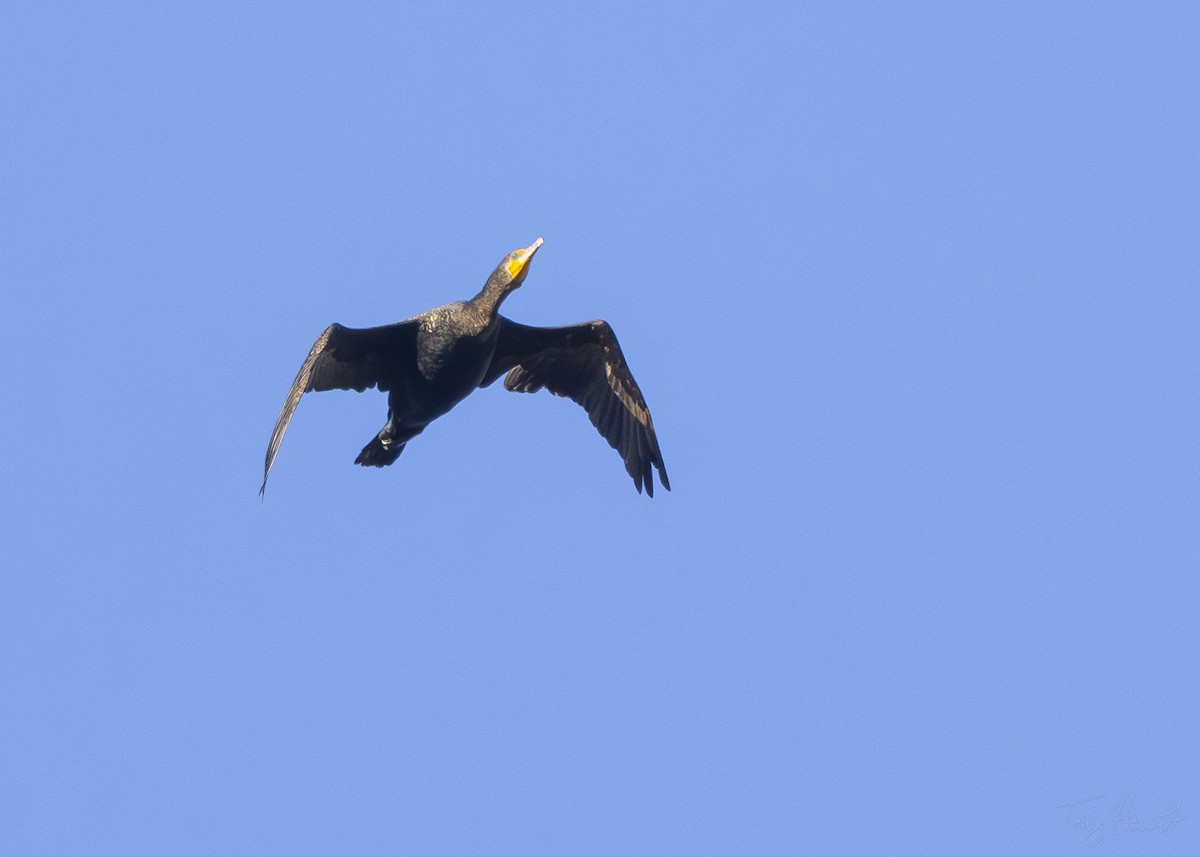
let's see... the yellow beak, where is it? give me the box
[504,237,544,280]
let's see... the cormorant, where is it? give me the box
[260,238,670,496]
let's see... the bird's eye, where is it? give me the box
[511,252,520,259]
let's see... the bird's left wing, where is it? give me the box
[260,320,416,494]
[483,318,670,496]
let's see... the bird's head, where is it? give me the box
[490,237,544,291]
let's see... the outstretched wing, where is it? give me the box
[260,320,416,493]
[483,318,670,496]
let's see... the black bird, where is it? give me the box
[260,238,670,496]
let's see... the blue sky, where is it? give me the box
[3,1,1198,854]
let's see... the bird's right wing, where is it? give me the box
[483,318,670,496]
[260,321,416,493]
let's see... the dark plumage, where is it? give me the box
[260,238,670,496]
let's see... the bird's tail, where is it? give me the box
[355,435,407,468]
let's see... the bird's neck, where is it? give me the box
[469,277,514,319]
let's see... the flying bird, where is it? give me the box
[260,238,670,496]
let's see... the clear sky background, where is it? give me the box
[3,1,1198,854]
